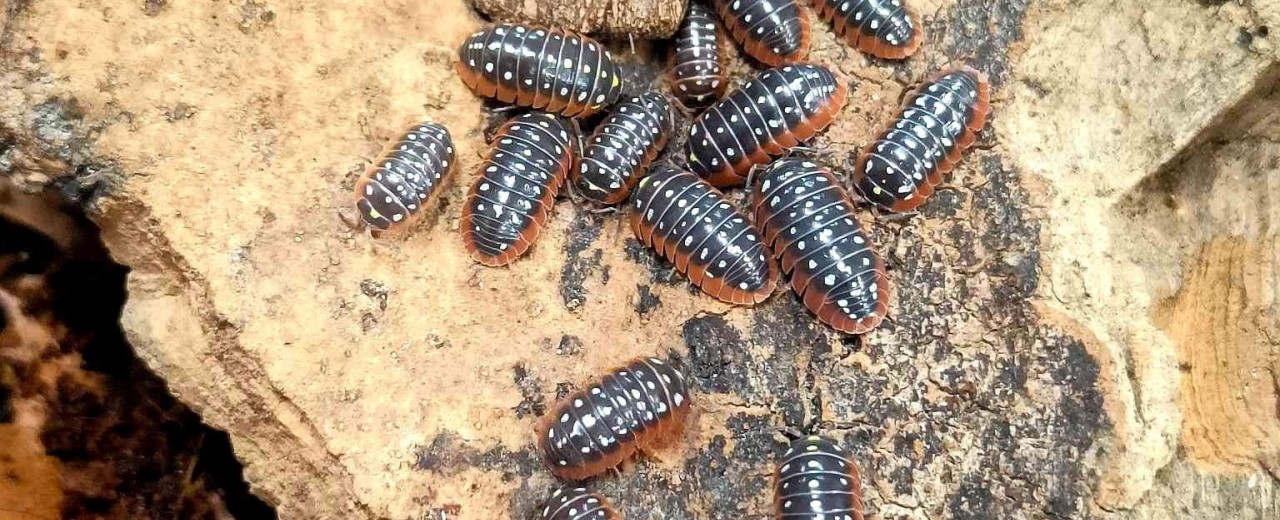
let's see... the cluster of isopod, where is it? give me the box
[343,2,991,514]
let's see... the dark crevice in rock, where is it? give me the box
[0,181,278,520]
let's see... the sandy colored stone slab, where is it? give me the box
[2,0,1280,518]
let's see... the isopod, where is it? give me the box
[631,166,777,305]
[853,66,990,212]
[461,112,578,266]
[712,0,811,66]
[537,357,691,481]
[687,64,847,187]
[670,2,729,107]
[352,122,455,233]
[456,24,624,118]
[814,0,922,60]
[775,435,864,520]
[574,92,675,205]
[751,158,889,334]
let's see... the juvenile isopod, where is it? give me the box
[351,122,455,233]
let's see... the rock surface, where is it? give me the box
[1,0,1278,519]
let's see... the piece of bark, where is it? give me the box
[468,0,686,39]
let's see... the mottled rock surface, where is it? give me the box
[1,0,1278,519]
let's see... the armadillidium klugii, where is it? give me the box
[712,0,811,66]
[538,488,620,520]
[752,159,889,334]
[573,92,675,205]
[670,2,729,107]
[853,66,990,212]
[456,24,624,118]
[775,435,864,520]
[352,122,455,233]
[814,0,922,60]
[631,166,777,305]
[461,112,578,266]
[537,357,691,480]
[687,64,847,187]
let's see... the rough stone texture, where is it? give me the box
[468,0,686,38]
[1,0,1279,519]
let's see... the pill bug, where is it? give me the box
[537,357,692,481]
[631,167,777,305]
[456,24,624,118]
[538,488,621,520]
[751,159,889,334]
[670,2,729,107]
[573,92,675,205]
[712,0,811,67]
[814,0,922,60]
[775,435,864,520]
[461,112,578,266]
[351,122,456,233]
[853,66,990,212]
[687,64,847,187]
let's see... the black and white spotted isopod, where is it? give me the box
[538,488,621,520]
[537,357,692,481]
[712,0,811,67]
[687,64,848,187]
[670,2,729,107]
[351,122,455,233]
[774,435,864,520]
[456,24,624,118]
[573,92,675,205]
[631,166,777,305]
[814,0,922,60]
[752,158,890,334]
[461,112,578,266]
[853,66,990,212]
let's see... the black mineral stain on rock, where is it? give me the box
[591,412,778,520]
[635,284,661,316]
[359,279,389,310]
[821,151,1105,517]
[415,430,543,478]
[511,363,546,420]
[682,314,750,394]
[623,237,684,286]
[559,210,606,310]
[946,0,1028,87]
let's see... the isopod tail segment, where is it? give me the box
[461,112,579,267]
[687,64,849,188]
[348,121,457,236]
[631,166,778,305]
[537,487,622,520]
[814,0,923,60]
[852,65,990,213]
[711,0,812,67]
[752,158,890,335]
[536,356,693,481]
[774,434,865,520]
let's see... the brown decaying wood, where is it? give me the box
[468,0,686,39]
